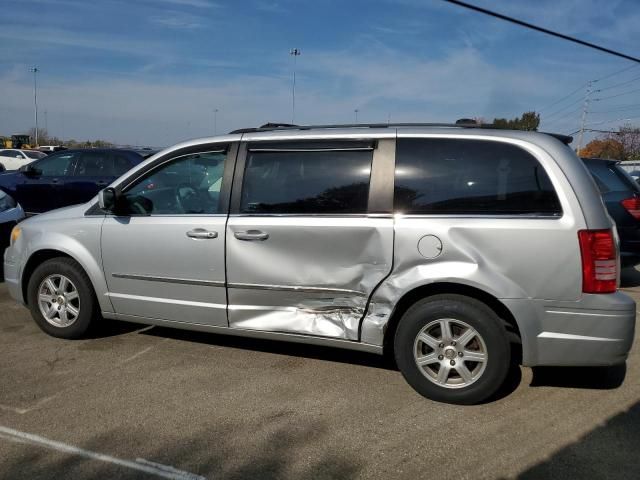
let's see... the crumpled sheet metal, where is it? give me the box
[226,217,393,340]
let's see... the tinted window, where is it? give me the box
[122,151,226,215]
[74,151,108,176]
[74,151,137,177]
[113,154,134,176]
[24,150,46,159]
[584,160,636,193]
[240,149,372,214]
[394,138,561,215]
[33,152,76,176]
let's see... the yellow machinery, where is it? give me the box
[0,135,32,149]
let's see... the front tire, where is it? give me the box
[394,294,511,405]
[27,257,97,339]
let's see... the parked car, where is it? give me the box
[0,148,143,215]
[38,145,68,154]
[4,124,636,404]
[582,157,640,267]
[0,149,47,170]
[627,170,640,183]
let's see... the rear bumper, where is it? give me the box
[504,292,636,367]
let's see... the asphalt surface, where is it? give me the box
[1,272,640,480]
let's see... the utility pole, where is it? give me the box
[44,109,48,133]
[213,108,218,135]
[577,81,600,152]
[289,48,300,124]
[30,66,39,147]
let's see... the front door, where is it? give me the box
[226,138,395,340]
[101,144,234,326]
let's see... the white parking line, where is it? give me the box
[0,426,206,480]
[119,346,154,365]
[0,393,60,415]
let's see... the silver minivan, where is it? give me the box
[4,124,636,404]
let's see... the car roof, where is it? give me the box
[228,122,574,145]
[48,148,142,156]
[581,157,620,164]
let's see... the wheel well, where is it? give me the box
[21,250,73,305]
[382,282,523,364]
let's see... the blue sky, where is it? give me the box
[1,0,640,147]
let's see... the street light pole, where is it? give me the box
[289,48,300,124]
[213,108,219,135]
[31,66,39,147]
[354,109,359,123]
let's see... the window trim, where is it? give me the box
[229,139,382,216]
[86,142,238,217]
[392,136,564,219]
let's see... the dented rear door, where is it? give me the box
[226,134,395,340]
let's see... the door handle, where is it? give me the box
[234,230,269,241]
[186,228,218,239]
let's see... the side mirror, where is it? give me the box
[19,164,38,176]
[98,187,117,212]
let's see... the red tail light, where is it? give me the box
[578,229,617,294]
[621,197,640,220]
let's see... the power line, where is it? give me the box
[586,115,640,127]
[595,87,640,102]
[594,63,640,83]
[540,64,639,114]
[591,104,640,114]
[539,83,587,113]
[544,96,586,120]
[545,106,583,125]
[567,128,623,135]
[442,0,640,63]
[597,73,640,92]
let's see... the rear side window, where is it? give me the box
[394,138,562,216]
[113,154,135,176]
[240,149,372,214]
[584,161,636,194]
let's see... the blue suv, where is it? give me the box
[0,149,143,215]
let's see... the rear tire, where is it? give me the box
[394,294,511,405]
[27,257,97,339]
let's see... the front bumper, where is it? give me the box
[504,292,636,367]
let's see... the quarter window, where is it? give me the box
[240,149,372,214]
[121,151,226,215]
[394,138,562,216]
[32,152,76,176]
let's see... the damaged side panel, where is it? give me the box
[226,216,394,339]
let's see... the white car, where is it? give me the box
[0,149,47,171]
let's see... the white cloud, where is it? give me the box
[154,0,218,8]
[150,11,204,29]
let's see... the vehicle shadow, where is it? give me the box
[87,319,150,339]
[141,325,396,371]
[620,266,640,288]
[0,417,363,480]
[514,400,640,479]
[530,363,627,390]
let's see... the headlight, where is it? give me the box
[0,190,16,212]
[10,226,21,246]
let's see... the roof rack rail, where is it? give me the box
[229,122,573,145]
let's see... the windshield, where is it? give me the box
[23,150,46,160]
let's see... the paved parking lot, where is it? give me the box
[1,272,640,480]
